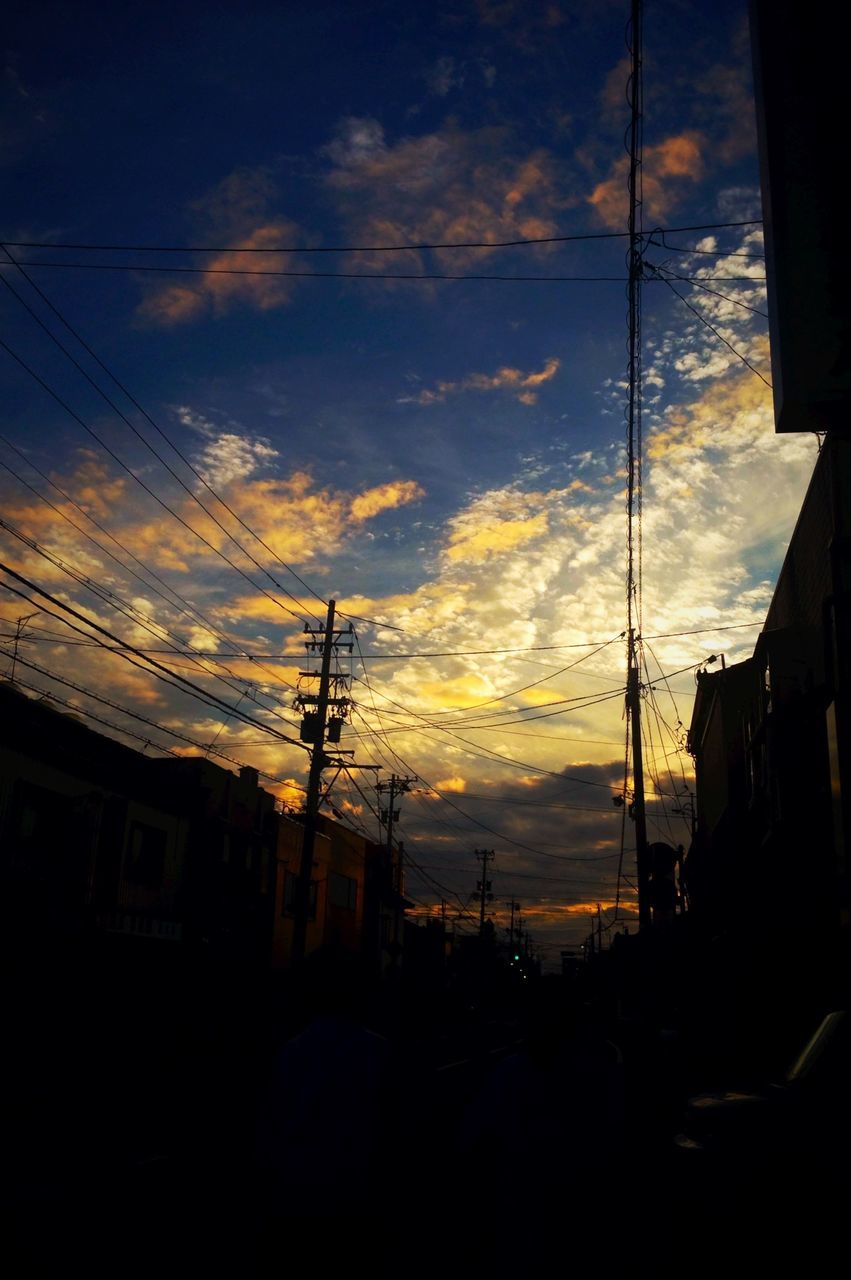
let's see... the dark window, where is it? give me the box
[126,821,167,890]
[283,871,317,920]
[328,871,357,911]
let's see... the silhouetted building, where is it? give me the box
[672,4,851,1064]
[751,0,851,435]
[273,811,407,976]
[0,681,277,966]
[686,442,851,1057]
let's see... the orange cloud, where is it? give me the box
[325,120,569,273]
[413,356,560,406]
[433,776,467,793]
[588,131,705,229]
[446,510,549,562]
[137,222,301,326]
[646,346,772,461]
[136,167,304,326]
[350,480,425,521]
[600,54,631,118]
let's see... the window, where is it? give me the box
[126,821,167,890]
[328,871,357,911]
[283,871,317,920]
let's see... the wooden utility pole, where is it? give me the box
[476,849,495,937]
[508,898,520,951]
[377,773,416,892]
[292,600,351,966]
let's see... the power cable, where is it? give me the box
[0,335,324,631]
[0,220,763,255]
[2,259,764,283]
[652,266,768,317]
[0,564,309,750]
[645,262,772,387]
[0,438,294,674]
[0,511,304,731]
[0,258,321,626]
[2,651,308,794]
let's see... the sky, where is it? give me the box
[0,0,819,965]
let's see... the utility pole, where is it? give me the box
[625,0,648,930]
[628,638,650,929]
[377,773,416,894]
[10,611,38,683]
[377,773,416,967]
[508,898,520,951]
[476,849,495,937]
[291,600,353,966]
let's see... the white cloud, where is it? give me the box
[174,405,279,488]
[322,116,387,170]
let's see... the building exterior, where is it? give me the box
[272,811,407,977]
[686,437,851,1058]
[0,681,277,966]
[1,679,409,988]
[669,4,851,1065]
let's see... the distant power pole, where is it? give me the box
[508,898,520,951]
[476,849,495,937]
[377,773,417,893]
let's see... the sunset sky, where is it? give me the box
[0,0,818,963]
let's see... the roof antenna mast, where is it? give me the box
[625,0,650,929]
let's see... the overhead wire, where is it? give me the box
[651,266,768,317]
[0,564,309,751]
[645,262,772,388]
[1,258,764,284]
[0,221,763,256]
[351,629,625,861]
[0,254,397,633]
[0,436,298,676]
[1,652,308,794]
[0,257,323,626]
[0,511,306,737]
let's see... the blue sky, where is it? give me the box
[0,1,818,961]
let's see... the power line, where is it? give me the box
[350,635,623,861]
[0,436,291,673]
[0,508,305,731]
[383,632,624,717]
[656,268,768,318]
[0,514,298,721]
[0,622,761,658]
[0,221,763,255]
[646,262,772,388]
[348,673,628,791]
[0,563,309,751]
[0,257,323,626]
[2,652,308,794]
[0,249,402,634]
[2,259,764,283]
[0,335,326,632]
[645,233,764,259]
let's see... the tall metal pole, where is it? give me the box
[628,639,650,929]
[625,0,648,929]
